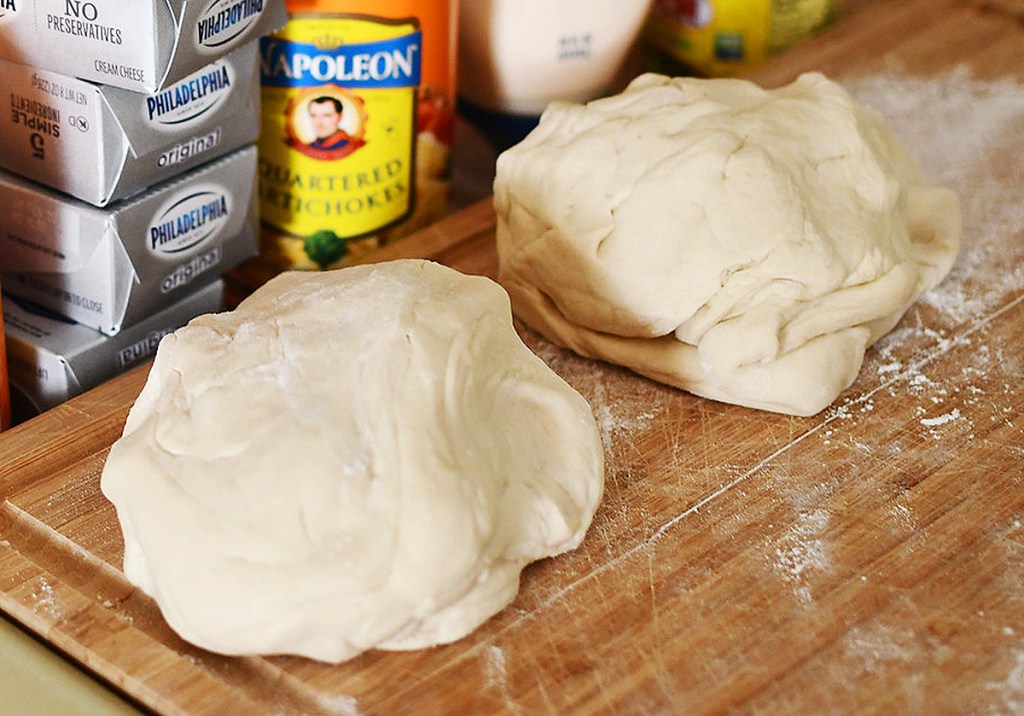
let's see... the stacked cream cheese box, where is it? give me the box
[0,0,288,421]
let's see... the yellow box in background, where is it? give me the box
[644,0,836,77]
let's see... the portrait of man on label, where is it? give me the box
[307,96,351,150]
[286,88,367,160]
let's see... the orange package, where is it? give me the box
[259,0,458,270]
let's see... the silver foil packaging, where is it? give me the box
[0,145,257,336]
[3,279,224,418]
[0,44,260,206]
[0,0,287,93]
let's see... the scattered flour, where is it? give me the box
[772,509,832,605]
[589,381,659,452]
[482,644,527,715]
[890,502,918,533]
[849,71,1024,323]
[803,70,1024,445]
[986,649,1024,716]
[315,694,361,716]
[31,576,62,621]
[843,624,915,673]
[920,409,962,427]
[527,332,662,455]
[774,540,829,579]
[484,644,508,688]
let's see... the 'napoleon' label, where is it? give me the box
[257,14,421,252]
[260,33,422,89]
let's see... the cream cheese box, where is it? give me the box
[0,0,286,94]
[3,279,223,419]
[0,145,257,336]
[0,44,259,206]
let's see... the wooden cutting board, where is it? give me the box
[2,1,1024,713]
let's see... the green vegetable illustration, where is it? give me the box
[303,229,348,269]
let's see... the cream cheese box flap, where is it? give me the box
[0,0,286,94]
[0,145,257,336]
[0,44,259,206]
[2,279,224,419]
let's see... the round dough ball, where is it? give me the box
[494,72,961,415]
[100,260,604,663]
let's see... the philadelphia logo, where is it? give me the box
[0,0,17,23]
[197,0,263,49]
[148,189,230,256]
[146,62,232,126]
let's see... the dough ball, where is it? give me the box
[100,260,604,663]
[495,72,961,416]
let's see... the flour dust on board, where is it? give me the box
[257,1,457,271]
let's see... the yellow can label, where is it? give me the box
[258,14,420,260]
[645,0,835,77]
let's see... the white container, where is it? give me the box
[458,0,652,116]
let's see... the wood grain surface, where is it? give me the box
[2,1,1024,713]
